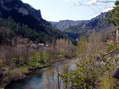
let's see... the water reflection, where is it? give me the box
[6,59,78,89]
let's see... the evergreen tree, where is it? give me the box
[109,1,119,26]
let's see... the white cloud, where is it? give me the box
[88,0,97,5]
[64,0,98,5]
[64,0,79,3]
[102,7,113,12]
[64,0,74,2]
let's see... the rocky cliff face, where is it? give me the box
[84,12,111,31]
[0,0,63,43]
[0,0,42,22]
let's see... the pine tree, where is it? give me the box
[109,1,119,26]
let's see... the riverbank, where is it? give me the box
[0,57,75,89]
[0,64,49,89]
[5,58,79,89]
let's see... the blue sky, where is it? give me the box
[22,0,116,21]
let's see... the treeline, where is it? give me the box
[59,1,119,89]
[0,35,76,88]
[60,31,119,89]
[0,17,75,88]
[0,18,65,44]
[0,37,76,67]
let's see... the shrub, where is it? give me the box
[0,59,4,67]
[60,32,119,89]
[99,72,116,89]
[27,61,42,67]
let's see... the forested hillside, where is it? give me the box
[0,0,64,43]
[1,0,119,89]
[51,20,88,31]
[51,12,112,37]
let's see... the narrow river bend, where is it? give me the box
[6,59,78,89]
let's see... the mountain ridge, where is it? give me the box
[51,12,111,32]
[51,12,112,38]
[0,0,64,43]
[50,20,89,31]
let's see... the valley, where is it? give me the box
[0,0,119,89]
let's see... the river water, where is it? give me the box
[6,59,78,89]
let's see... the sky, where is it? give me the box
[22,0,116,21]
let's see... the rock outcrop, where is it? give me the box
[0,0,63,43]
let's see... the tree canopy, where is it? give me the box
[109,1,119,26]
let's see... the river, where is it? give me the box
[6,59,79,89]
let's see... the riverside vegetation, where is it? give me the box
[0,18,75,88]
[1,25,119,89]
[59,1,119,89]
[60,32,119,89]
[1,1,119,89]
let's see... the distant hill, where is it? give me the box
[51,20,88,31]
[65,12,112,36]
[51,12,112,37]
[0,0,64,43]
